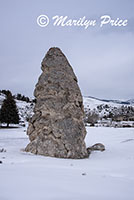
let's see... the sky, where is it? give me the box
[0,0,134,100]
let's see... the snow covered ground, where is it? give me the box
[83,96,130,110]
[83,96,134,108]
[0,127,134,200]
[0,93,34,123]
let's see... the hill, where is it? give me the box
[0,93,34,125]
[84,96,134,127]
[1,93,134,127]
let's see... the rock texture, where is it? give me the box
[87,143,105,154]
[25,47,88,159]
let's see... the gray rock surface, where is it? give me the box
[25,47,88,159]
[87,143,105,154]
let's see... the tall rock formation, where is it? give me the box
[25,47,88,159]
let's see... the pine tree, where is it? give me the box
[0,93,19,127]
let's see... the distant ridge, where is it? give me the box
[84,96,134,105]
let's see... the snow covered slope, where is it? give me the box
[127,99,134,105]
[0,126,134,200]
[0,93,134,124]
[83,96,134,122]
[0,94,34,123]
[83,96,133,110]
[16,99,34,122]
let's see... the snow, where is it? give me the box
[16,99,34,122]
[83,96,126,110]
[0,127,134,200]
[1,94,134,126]
[0,94,34,123]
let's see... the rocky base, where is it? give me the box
[87,143,105,154]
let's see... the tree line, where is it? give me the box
[0,90,19,127]
[0,90,36,127]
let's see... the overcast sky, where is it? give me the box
[0,0,134,100]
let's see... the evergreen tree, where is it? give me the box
[0,93,19,127]
[16,93,30,103]
[1,90,12,96]
[16,93,22,100]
